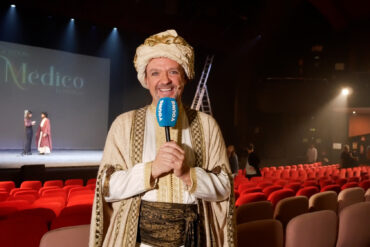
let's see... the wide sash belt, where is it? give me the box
[137,200,200,247]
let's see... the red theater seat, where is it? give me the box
[86,178,97,185]
[284,183,301,194]
[241,187,263,195]
[302,180,318,188]
[296,186,319,199]
[258,181,274,189]
[0,191,9,202]
[50,204,93,230]
[321,184,341,194]
[20,181,42,191]
[238,182,257,194]
[0,209,49,247]
[263,185,283,197]
[268,189,295,208]
[0,181,15,193]
[359,180,370,191]
[336,178,347,187]
[44,180,64,188]
[235,192,267,207]
[64,179,84,186]
[341,182,359,190]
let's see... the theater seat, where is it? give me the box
[20,180,42,191]
[0,181,15,193]
[237,219,283,247]
[0,209,49,247]
[236,201,273,225]
[44,180,64,188]
[86,178,97,185]
[235,192,267,207]
[366,189,370,202]
[64,179,84,186]
[336,202,370,247]
[296,186,319,199]
[51,204,92,230]
[263,185,283,197]
[341,182,359,190]
[359,180,370,191]
[273,196,308,228]
[39,224,90,247]
[309,191,338,212]
[320,184,341,194]
[267,189,295,208]
[285,210,337,247]
[338,187,365,213]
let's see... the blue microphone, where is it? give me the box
[156,97,179,142]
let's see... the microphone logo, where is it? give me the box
[156,97,178,127]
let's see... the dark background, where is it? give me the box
[1,0,369,165]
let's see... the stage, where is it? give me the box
[0,150,102,169]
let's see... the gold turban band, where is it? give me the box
[134,29,195,89]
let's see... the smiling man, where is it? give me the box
[90,30,235,247]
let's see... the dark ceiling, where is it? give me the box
[4,0,370,52]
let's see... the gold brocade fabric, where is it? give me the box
[137,200,199,247]
[149,103,185,203]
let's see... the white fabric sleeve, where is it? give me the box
[190,167,230,202]
[103,162,155,202]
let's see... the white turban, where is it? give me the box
[134,29,195,89]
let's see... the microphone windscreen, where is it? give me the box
[156,97,179,127]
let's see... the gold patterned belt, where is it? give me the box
[137,200,200,247]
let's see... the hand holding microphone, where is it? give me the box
[151,98,190,184]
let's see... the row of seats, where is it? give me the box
[234,164,370,207]
[0,179,96,247]
[237,187,370,247]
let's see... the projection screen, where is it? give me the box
[0,41,110,150]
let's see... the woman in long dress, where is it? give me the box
[36,112,52,154]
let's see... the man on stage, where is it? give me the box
[36,112,52,154]
[90,30,235,247]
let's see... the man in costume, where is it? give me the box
[36,112,52,154]
[89,30,235,247]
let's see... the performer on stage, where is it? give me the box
[23,110,36,155]
[90,30,235,247]
[36,112,52,155]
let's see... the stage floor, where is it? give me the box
[0,150,102,168]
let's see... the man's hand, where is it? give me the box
[151,141,191,185]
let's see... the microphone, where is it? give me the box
[156,97,179,142]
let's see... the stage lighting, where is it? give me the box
[113,27,117,30]
[341,88,350,96]
[70,18,75,22]
[10,4,16,8]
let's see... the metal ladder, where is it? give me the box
[191,55,214,115]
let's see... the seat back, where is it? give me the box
[336,202,370,247]
[236,201,273,224]
[321,184,341,194]
[237,219,283,247]
[268,189,295,208]
[309,191,338,212]
[20,180,42,190]
[44,180,64,188]
[0,181,15,192]
[285,210,337,247]
[296,186,319,199]
[40,224,90,247]
[235,192,267,207]
[337,187,365,213]
[64,179,84,186]
[365,188,370,202]
[273,196,308,228]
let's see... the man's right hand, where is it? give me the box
[151,141,185,179]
